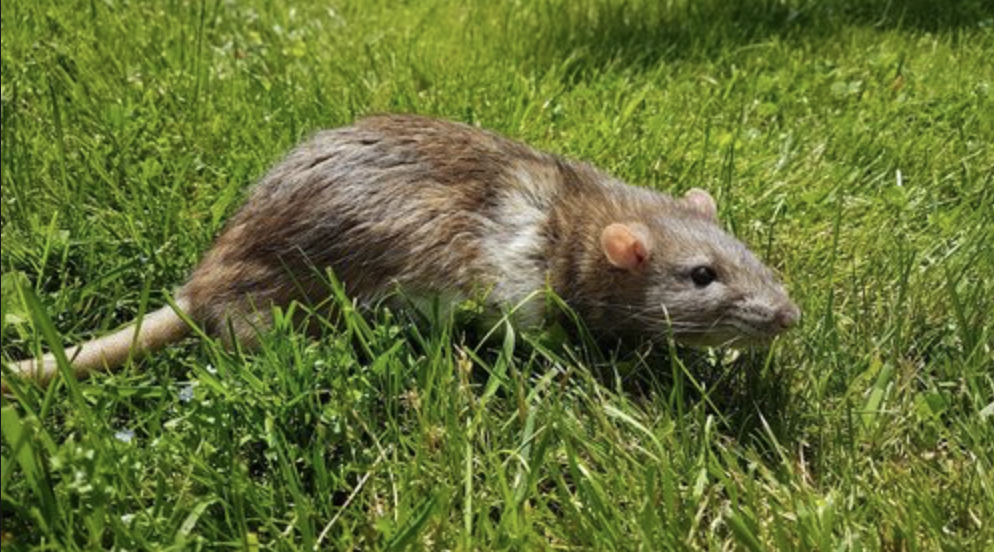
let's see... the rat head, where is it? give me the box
[599,189,800,347]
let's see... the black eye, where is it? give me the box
[690,266,718,287]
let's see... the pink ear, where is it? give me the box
[600,223,650,271]
[684,188,717,221]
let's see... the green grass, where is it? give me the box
[2,0,992,549]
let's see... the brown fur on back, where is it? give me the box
[183,116,551,340]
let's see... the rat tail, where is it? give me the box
[2,297,193,394]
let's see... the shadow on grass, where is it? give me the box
[510,0,992,74]
[613,346,799,450]
[515,297,802,450]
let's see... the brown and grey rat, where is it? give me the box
[2,114,800,392]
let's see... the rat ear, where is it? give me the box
[683,188,718,221]
[600,223,651,271]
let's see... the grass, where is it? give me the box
[1,0,992,549]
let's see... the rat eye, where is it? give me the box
[690,266,718,287]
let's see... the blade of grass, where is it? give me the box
[18,281,92,418]
[0,406,60,539]
[727,509,764,552]
[385,490,440,552]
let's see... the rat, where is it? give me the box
[2,115,800,393]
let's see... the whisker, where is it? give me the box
[563,299,757,346]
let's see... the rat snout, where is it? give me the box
[774,302,801,332]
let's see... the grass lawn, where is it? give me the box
[2,0,992,549]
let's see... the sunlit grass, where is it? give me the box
[2,0,992,549]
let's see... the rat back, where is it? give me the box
[180,115,566,342]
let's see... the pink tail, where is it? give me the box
[2,298,192,393]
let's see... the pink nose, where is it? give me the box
[775,303,801,331]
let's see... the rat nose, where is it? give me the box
[774,303,801,331]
